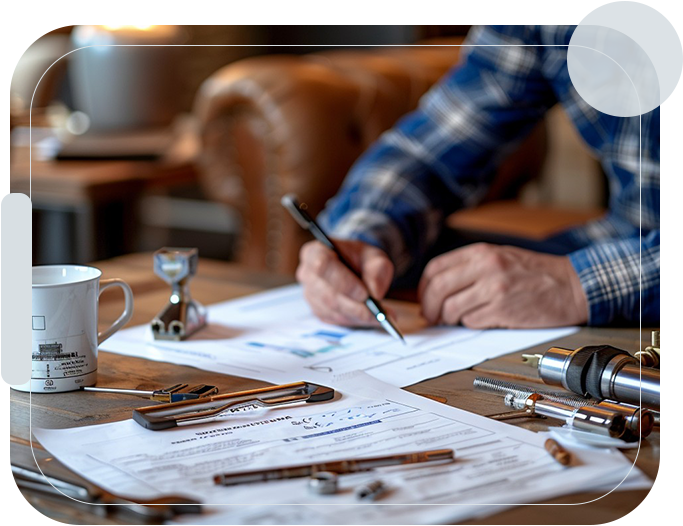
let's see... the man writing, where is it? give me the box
[296,26,660,329]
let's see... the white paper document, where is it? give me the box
[101,285,576,386]
[34,372,649,525]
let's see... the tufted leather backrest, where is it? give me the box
[194,39,546,274]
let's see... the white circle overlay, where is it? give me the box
[568,1,682,117]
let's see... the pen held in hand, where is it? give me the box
[281,194,406,345]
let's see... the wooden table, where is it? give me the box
[11,253,658,524]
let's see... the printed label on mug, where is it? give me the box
[31,337,94,381]
[12,265,133,394]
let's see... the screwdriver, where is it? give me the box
[81,383,218,403]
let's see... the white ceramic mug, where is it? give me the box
[13,265,134,393]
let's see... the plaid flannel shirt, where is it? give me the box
[319,25,660,326]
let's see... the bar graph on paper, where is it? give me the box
[247,329,350,358]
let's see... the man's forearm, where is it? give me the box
[319,27,557,279]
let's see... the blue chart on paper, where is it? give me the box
[247,328,351,358]
[652,489,673,526]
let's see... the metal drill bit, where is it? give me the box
[475,377,658,439]
[473,377,598,408]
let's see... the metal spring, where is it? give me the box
[473,377,598,408]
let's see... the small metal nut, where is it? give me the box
[308,471,338,495]
[505,393,541,411]
[635,348,659,368]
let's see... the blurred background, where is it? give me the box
[10,25,606,272]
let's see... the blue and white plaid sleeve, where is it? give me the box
[553,97,660,326]
[318,26,557,275]
[318,25,659,327]
[568,229,660,325]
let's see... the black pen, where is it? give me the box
[281,194,406,345]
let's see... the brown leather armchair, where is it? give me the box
[193,39,547,274]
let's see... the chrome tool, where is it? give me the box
[475,376,656,437]
[151,247,207,341]
[522,345,660,410]
[133,381,335,430]
[505,393,629,439]
[214,448,454,486]
[82,383,218,403]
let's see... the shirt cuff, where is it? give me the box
[567,242,640,326]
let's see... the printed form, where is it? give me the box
[101,285,577,387]
[34,373,648,524]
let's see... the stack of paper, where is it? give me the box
[34,372,650,525]
[101,285,577,387]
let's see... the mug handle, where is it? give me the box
[98,278,134,345]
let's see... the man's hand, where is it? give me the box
[296,239,395,326]
[418,243,588,329]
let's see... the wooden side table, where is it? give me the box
[10,135,198,264]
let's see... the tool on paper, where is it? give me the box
[484,409,546,421]
[281,194,405,345]
[356,479,389,501]
[151,247,207,341]
[595,400,656,437]
[214,448,454,486]
[474,377,598,406]
[635,330,660,368]
[308,472,339,495]
[10,466,202,524]
[133,381,335,430]
[82,383,218,403]
[504,393,631,440]
[544,438,571,466]
[522,344,660,410]
[475,376,655,437]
